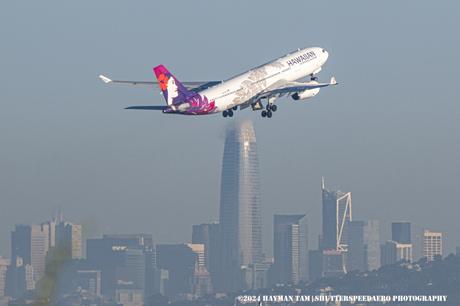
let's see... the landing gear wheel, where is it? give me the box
[261,110,267,117]
[266,110,273,118]
[271,104,277,112]
[232,106,238,111]
[228,110,234,117]
[223,110,228,118]
[310,75,318,81]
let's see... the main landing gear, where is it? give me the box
[261,97,277,118]
[261,103,277,118]
[222,109,234,118]
[310,74,318,81]
[222,106,239,118]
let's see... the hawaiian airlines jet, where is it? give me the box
[99,47,337,118]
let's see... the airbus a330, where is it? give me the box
[99,47,337,118]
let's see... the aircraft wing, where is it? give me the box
[256,76,337,99]
[99,75,220,92]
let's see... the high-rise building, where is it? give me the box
[192,222,221,291]
[144,247,157,298]
[30,224,50,282]
[5,257,34,298]
[0,257,9,297]
[10,225,32,269]
[347,220,380,271]
[322,250,346,278]
[308,250,323,282]
[219,121,262,291]
[74,270,102,296]
[56,222,83,259]
[423,230,442,261]
[272,214,308,285]
[86,234,153,299]
[155,244,198,297]
[392,222,411,244]
[321,178,352,252]
[380,240,412,266]
[10,224,50,284]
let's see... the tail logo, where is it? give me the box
[154,65,216,114]
[157,73,179,106]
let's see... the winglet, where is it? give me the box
[330,76,338,85]
[99,75,113,84]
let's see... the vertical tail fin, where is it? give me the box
[153,65,193,106]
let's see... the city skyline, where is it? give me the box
[2,1,460,259]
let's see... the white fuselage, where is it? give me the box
[200,47,329,112]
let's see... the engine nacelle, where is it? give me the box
[291,87,320,101]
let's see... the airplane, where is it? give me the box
[99,47,337,118]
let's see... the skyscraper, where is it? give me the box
[392,222,411,244]
[219,121,262,291]
[56,222,83,259]
[272,214,308,284]
[0,257,9,298]
[86,234,153,298]
[192,222,221,290]
[155,244,198,297]
[321,178,352,252]
[347,220,380,271]
[10,224,50,284]
[423,230,442,261]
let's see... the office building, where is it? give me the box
[321,178,352,252]
[308,250,323,282]
[192,222,221,290]
[272,214,308,284]
[347,220,380,271]
[423,230,442,261]
[73,270,102,296]
[10,224,50,284]
[380,240,412,266]
[86,234,152,299]
[155,244,198,297]
[322,250,346,278]
[56,222,83,259]
[0,258,9,297]
[5,257,34,299]
[392,222,411,244]
[219,121,262,291]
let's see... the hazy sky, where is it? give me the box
[1,1,459,257]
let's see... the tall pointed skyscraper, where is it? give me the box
[321,178,352,252]
[219,120,262,292]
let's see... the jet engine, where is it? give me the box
[291,87,320,101]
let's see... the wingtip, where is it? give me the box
[330,76,338,85]
[99,74,112,84]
